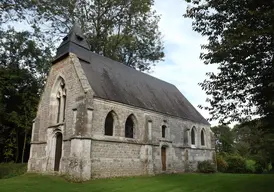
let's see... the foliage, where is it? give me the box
[0,163,27,179]
[233,119,274,171]
[184,0,274,124]
[0,28,52,85]
[31,0,164,71]
[211,125,235,153]
[0,174,274,192]
[197,160,216,173]
[212,119,274,173]
[0,28,52,163]
[267,163,273,173]
[185,0,274,173]
[245,159,256,173]
[225,155,246,173]
[0,0,35,24]
[216,154,228,172]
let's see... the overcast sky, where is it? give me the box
[152,0,218,125]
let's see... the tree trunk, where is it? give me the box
[21,130,27,163]
[15,128,19,163]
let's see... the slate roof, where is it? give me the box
[53,24,209,125]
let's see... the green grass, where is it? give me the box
[0,173,273,192]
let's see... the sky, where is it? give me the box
[152,0,218,125]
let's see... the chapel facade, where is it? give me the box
[28,25,215,181]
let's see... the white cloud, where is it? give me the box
[152,0,219,126]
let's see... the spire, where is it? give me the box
[53,23,90,63]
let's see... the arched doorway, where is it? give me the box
[54,132,63,171]
[161,146,167,171]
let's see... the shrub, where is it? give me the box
[261,163,273,174]
[0,163,27,179]
[249,155,268,173]
[197,160,216,173]
[268,163,273,172]
[245,159,256,173]
[225,155,246,173]
[216,155,228,172]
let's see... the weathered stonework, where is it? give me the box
[28,52,215,181]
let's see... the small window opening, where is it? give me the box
[162,125,167,138]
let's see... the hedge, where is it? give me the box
[197,160,216,173]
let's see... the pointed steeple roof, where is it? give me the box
[53,23,90,64]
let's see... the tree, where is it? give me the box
[233,120,263,157]
[0,0,35,24]
[184,0,274,124]
[233,119,274,171]
[31,0,164,71]
[211,125,235,154]
[0,28,52,162]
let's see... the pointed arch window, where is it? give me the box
[104,112,114,136]
[191,127,196,145]
[62,90,66,122]
[55,78,66,123]
[201,129,205,146]
[125,115,135,138]
[56,92,61,123]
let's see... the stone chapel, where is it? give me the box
[28,24,215,181]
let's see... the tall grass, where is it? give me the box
[0,163,27,179]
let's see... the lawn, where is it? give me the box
[0,173,273,192]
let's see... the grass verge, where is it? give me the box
[0,173,273,192]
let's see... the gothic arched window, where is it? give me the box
[201,129,205,146]
[62,91,66,122]
[55,77,66,123]
[125,115,135,138]
[191,127,196,145]
[104,112,114,136]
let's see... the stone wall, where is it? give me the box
[90,141,146,178]
[28,53,93,178]
[90,98,214,178]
